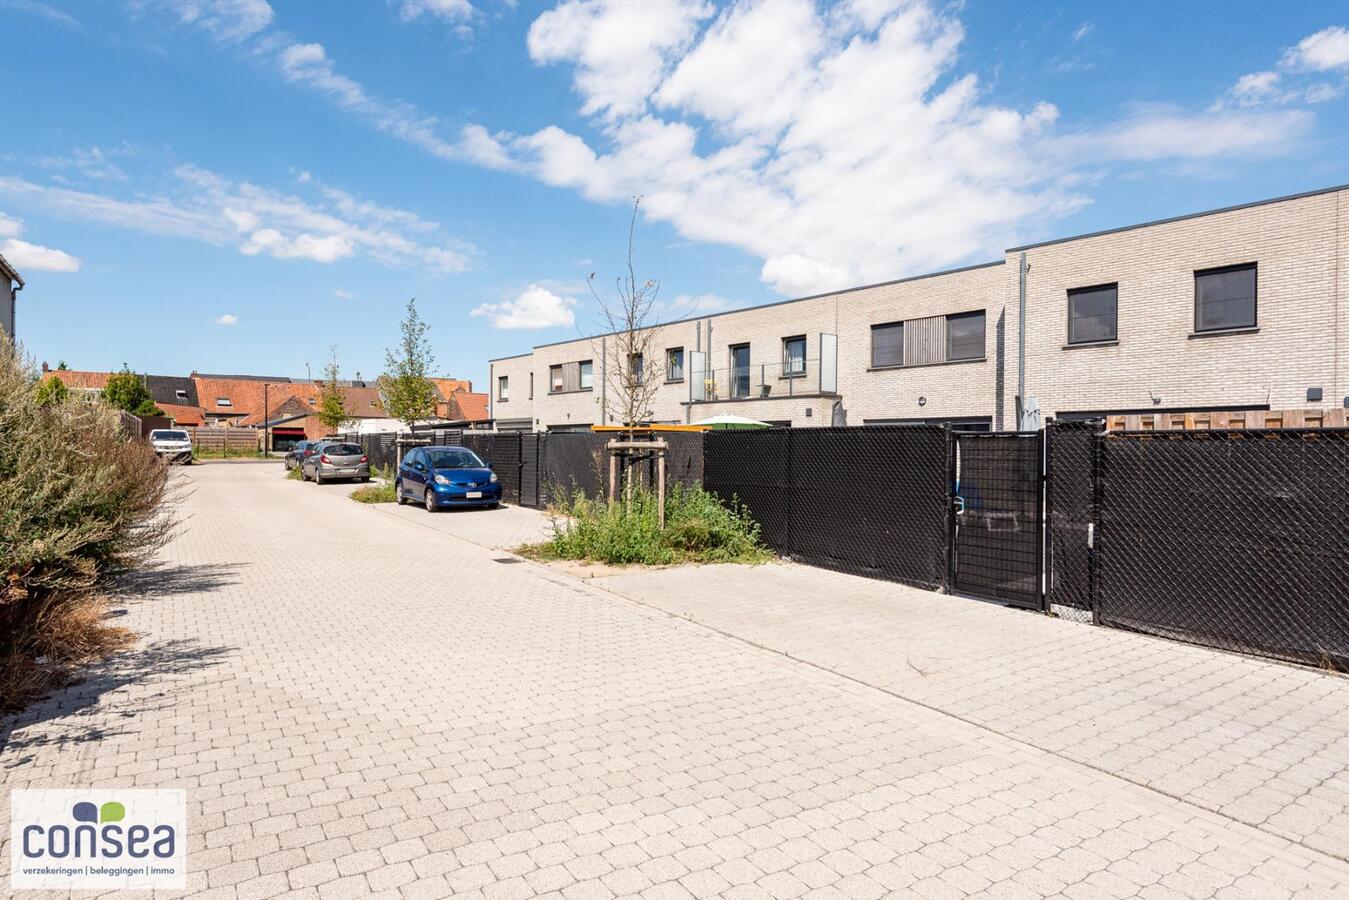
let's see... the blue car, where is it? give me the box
[396,445,502,512]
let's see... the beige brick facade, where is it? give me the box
[489,185,1349,430]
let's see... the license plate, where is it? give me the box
[340,468,356,474]
[465,491,483,499]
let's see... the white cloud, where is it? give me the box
[214,313,239,325]
[1072,22,1094,42]
[1217,26,1349,109]
[149,0,274,42]
[528,0,713,119]
[462,0,1325,296]
[0,0,79,27]
[36,145,132,182]
[397,0,474,23]
[1,238,81,272]
[0,164,474,272]
[1282,26,1349,72]
[471,284,577,329]
[0,213,81,272]
[665,291,733,316]
[334,288,355,299]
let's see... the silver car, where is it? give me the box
[149,429,193,464]
[301,441,371,484]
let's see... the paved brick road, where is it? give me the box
[3,463,1347,898]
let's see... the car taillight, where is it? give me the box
[320,455,331,464]
[360,455,368,463]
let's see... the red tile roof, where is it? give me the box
[158,403,206,426]
[49,369,111,392]
[449,391,490,423]
[430,377,473,399]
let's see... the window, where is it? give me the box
[783,336,806,376]
[666,347,684,382]
[871,322,904,368]
[308,397,316,406]
[1195,263,1256,332]
[730,344,751,399]
[175,389,188,400]
[946,311,985,361]
[550,365,564,393]
[215,397,232,407]
[579,359,593,389]
[629,353,644,379]
[1067,284,1118,344]
[529,372,534,400]
[497,375,509,401]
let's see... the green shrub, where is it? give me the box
[525,483,770,566]
[0,340,171,712]
[350,482,396,503]
[286,465,303,480]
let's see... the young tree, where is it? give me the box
[34,375,69,406]
[592,197,663,436]
[103,364,163,416]
[314,348,351,433]
[380,298,438,429]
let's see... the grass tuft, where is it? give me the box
[521,484,771,567]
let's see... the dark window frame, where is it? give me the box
[781,335,807,377]
[945,310,986,362]
[548,364,564,393]
[1194,262,1257,333]
[870,321,904,368]
[578,359,593,390]
[497,375,509,402]
[1066,282,1119,346]
[666,346,685,382]
[729,343,751,399]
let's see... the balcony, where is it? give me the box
[681,334,839,410]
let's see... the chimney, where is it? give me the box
[41,361,49,373]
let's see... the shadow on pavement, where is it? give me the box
[114,562,246,599]
[0,638,236,763]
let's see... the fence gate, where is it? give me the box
[520,434,542,508]
[951,432,1044,609]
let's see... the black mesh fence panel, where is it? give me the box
[703,430,791,552]
[520,434,542,507]
[789,427,950,590]
[460,432,522,504]
[1096,429,1349,667]
[1046,420,1099,611]
[703,427,949,589]
[542,433,608,503]
[952,432,1044,609]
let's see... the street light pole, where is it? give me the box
[264,382,270,455]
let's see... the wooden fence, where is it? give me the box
[1104,408,1347,432]
[179,426,262,451]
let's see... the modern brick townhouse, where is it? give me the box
[490,183,1349,432]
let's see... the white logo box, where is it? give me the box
[10,789,187,890]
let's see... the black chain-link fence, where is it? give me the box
[460,432,521,503]
[951,432,1043,609]
[704,426,950,591]
[1046,420,1099,612]
[1096,429,1349,668]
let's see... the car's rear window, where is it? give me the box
[151,430,189,441]
[326,443,364,456]
[427,449,484,469]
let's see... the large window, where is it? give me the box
[579,359,593,389]
[497,375,509,401]
[666,347,684,382]
[629,353,644,379]
[782,336,806,376]
[871,322,904,368]
[1067,284,1118,344]
[1195,263,1256,332]
[549,365,563,393]
[730,344,751,399]
[946,311,985,361]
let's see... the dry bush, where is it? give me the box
[0,339,172,712]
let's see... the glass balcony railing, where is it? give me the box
[689,357,822,402]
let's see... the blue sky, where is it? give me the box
[3,0,1348,390]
